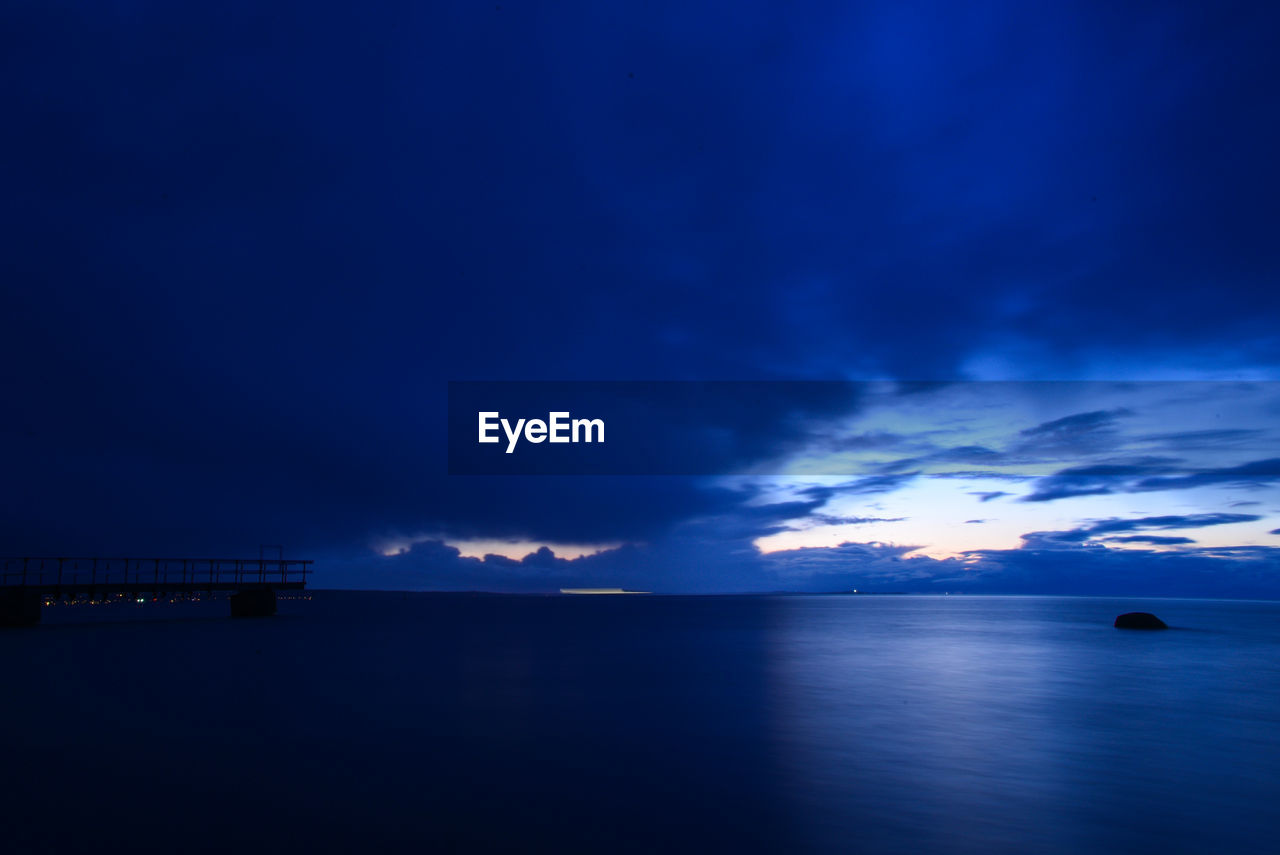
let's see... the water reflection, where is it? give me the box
[767,596,1280,854]
[3,594,1278,853]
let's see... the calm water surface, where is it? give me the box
[3,593,1278,853]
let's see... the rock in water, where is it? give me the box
[1114,612,1168,630]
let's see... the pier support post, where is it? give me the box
[230,588,277,618]
[0,589,42,627]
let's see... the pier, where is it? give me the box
[0,556,312,626]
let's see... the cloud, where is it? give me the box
[6,2,1280,598]
[800,472,920,500]
[323,539,634,593]
[337,532,1280,598]
[1135,428,1266,449]
[1011,409,1131,457]
[1080,512,1260,534]
[1019,409,1130,437]
[926,445,1009,464]
[1022,459,1184,502]
[970,491,1012,502]
[322,499,1280,598]
[1131,458,1280,492]
[825,431,919,452]
[804,515,907,526]
[1021,468,1128,502]
[1017,513,1259,548]
[1100,535,1196,545]
[931,472,1033,481]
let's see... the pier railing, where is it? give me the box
[0,557,312,594]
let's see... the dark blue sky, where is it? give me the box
[3,1,1279,593]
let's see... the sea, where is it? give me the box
[3,592,1278,854]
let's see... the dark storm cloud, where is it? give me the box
[4,2,1280,593]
